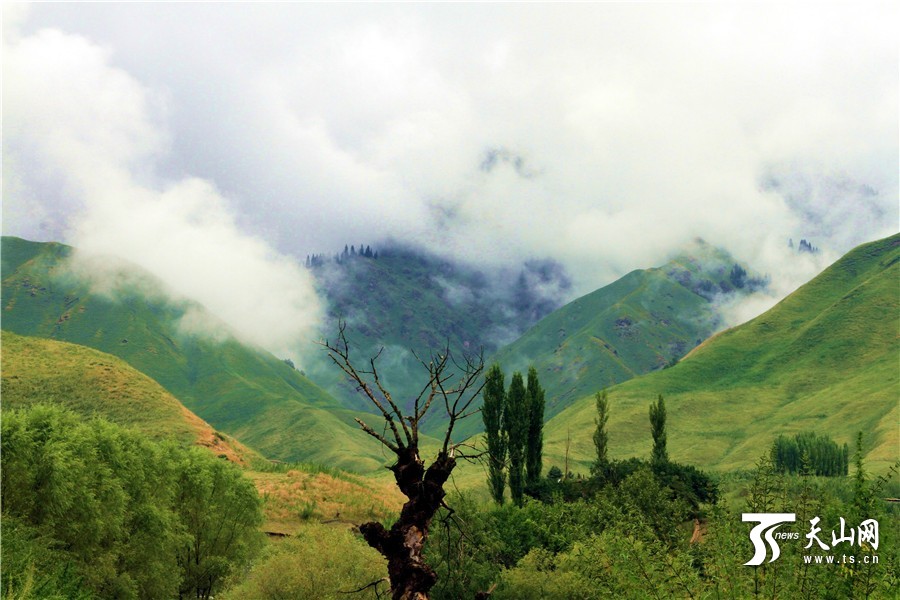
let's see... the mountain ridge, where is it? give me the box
[470,240,766,440]
[538,233,899,474]
[1,330,260,465]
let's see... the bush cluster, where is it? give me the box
[1,405,263,600]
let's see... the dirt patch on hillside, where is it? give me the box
[179,405,255,466]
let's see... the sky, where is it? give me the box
[3,3,898,360]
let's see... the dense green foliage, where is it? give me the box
[1,516,95,600]
[772,431,850,476]
[0,236,387,470]
[542,233,900,474]
[220,524,386,599]
[1,405,263,600]
[174,451,264,599]
[427,466,700,599]
[537,458,718,515]
[425,459,897,599]
[525,367,545,487]
[482,364,508,505]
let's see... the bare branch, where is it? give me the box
[370,353,412,446]
[339,577,389,595]
[319,322,406,451]
[441,349,486,454]
[354,417,399,454]
[452,442,489,463]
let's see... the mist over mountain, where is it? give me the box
[447,240,770,440]
[300,241,572,416]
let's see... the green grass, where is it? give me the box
[2,330,200,444]
[0,330,263,465]
[536,233,899,476]
[1,236,389,472]
[451,240,759,441]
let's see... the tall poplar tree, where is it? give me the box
[505,372,528,507]
[482,364,507,505]
[525,367,545,488]
[649,394,668,465]
[591,389,610,475]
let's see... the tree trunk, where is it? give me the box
[359,446,455,600]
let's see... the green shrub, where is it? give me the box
[1,405,262,600]
[220,524,385,599]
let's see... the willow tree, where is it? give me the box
[322,323,485,600]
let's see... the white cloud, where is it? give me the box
[4,3,897,328]
[3,24,324,363]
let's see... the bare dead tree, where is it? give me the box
[321,322,485,600]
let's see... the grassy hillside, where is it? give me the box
[1,329,404,542]
[309,242,764,442]
[1,236,391,471]
[442,241,763,441]
[539,233,899,475]
[1,330,260,465]
[250,464,404,536]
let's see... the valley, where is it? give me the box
[3,232,897,599]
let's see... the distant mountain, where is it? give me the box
[0,236,389,471]
[302,239,766,440]
[1,330,260,465]
[302,242,572,434]
[541,233,899,474]
[450,240,767,439]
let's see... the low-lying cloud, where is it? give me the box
[3,19,323,363]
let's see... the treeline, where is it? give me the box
[772,431,849,476]
[687,263,769,300]
[1,405,263,600]
[305,243,378,268]
[535,392,718,514]
[789,238,820,254]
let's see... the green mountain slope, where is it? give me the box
[453,240,764,441]
[1,237,389,471]
[308,240,761,442]
[1,330,261,464]
[542,233,900,474]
